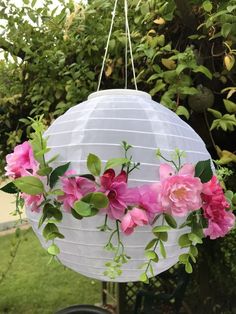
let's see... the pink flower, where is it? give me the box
[121,207,149,235]
[59,170,96,211]
[21,193,43,213]
[100,169,130,220]
[5,141,39,178]
[137,184,163,223]
[202,176,235,239]
[157,163,203,217]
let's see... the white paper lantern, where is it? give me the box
[26,89,211,282]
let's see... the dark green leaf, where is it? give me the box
[43,203,62,221]
[87,154,101,176]
[71,208,83,220]
[164,214,177,228]
[79,174,96,181]
[194,159,213,183]
[43,223,59,240]
[46,232,64,240]
[14,176,44,195]
[0,181,18,194]
[38,212,47,229]
[49,162,70,188]
[155,232,168,242]
[145,239,158,250]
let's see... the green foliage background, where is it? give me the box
[0,0,236,312]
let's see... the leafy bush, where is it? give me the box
[0,0,235,311]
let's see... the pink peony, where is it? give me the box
[100,169,130,220]
[21,193,43,213]
[157,163,203,217]
[137,184,163,223]
[121,207,149,235]
[5,141,39,178]
[202,176,235,239]
[58,170,96,211]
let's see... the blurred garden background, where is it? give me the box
[0,0,236,313]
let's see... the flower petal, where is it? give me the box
[159,164,175,181]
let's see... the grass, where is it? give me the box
[0,228,101,314]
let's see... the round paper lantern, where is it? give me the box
[26,89,211,282]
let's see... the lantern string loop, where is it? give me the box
[124,0,138,90]
[97,0,138,91]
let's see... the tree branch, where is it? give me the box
[0,36,25,60]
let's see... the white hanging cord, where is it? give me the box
[97,0,119,91]
[124,0,138,90]
[124,0,128,89]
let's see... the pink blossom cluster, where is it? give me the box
[202,176,235,239]
[5,141,235,239]
[5,141,43,212]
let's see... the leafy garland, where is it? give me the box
[1,118,235,282]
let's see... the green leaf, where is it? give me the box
[23,0,30,4]
[176,106,190,120]
[14,176,44,195]
[208,108,222,119]
[145,239,158,250]
[47,232,64,240]
[185,262,193,273]
[194,159,213,183]
[178,234,192,247]
[190,245,198,257]
[152,225,171,233]
[37,166,52,176]
[105,158,129,171]
[139,273,149,284]
[49,162,70,188]
[87,154,101,176]
[43,223,59,240]
[43,203,62,221]
[223,99,236,114]
[71,208,83,220]
[178,87,198,96]
[179,253,189,263]
[221,23,232,38]
[31,0,37,7]
[145,251,159,262]
[164,214,177,228]
[159,240,166,258]
[47,244,60,256]
[81,192,109,209]
[0,181,18,194]
[49,189,64,196]
[154,232,168,242]
[202,1,212,12]
[194,66,212,80]
[79,174,96,181]
[188,233,203,244]
[73,201,92,217]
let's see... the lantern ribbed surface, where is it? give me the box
[26,89,211,282]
